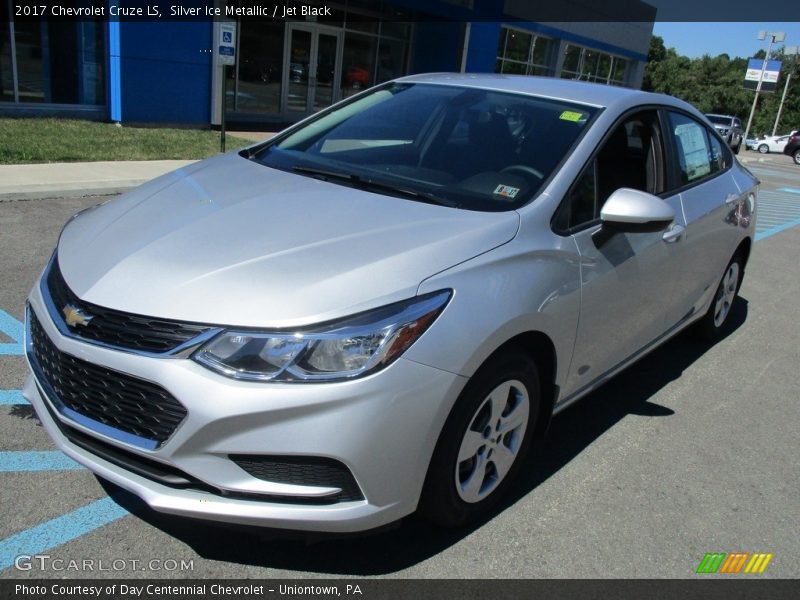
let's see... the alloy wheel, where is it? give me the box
[455,379,529,503]
[713,262,740,328]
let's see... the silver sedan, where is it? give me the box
[24,74,757,532]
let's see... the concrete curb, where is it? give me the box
[0,183,145,202]
[0,159,198,202]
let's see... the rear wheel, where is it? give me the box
[758,144,769,154]
[419,349,540,528]
[694,254,743,340]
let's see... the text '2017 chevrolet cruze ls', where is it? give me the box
[25,74,757,532]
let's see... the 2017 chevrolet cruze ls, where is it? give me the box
[24,75,757,532]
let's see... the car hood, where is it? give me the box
[57,153,519,327]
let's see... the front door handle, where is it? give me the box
[662,224,685,243]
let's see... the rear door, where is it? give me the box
[663,110,745,323]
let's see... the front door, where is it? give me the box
[559,110,682,397]
[283,25,342,115]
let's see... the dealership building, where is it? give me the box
[0,0,655,126]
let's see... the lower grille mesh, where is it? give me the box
[29,310,187,446]
[231,455,364,502]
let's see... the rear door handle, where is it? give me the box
[662,224,685,243]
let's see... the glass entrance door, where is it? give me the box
[284,25,342,114]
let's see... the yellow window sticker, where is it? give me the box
[559,110,584,122]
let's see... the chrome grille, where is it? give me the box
[46,256,212,354]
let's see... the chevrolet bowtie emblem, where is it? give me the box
[62,304,94,327]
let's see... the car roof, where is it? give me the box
[394,73,690,112]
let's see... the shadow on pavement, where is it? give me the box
[99,297,748,576]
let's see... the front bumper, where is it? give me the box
[24,283,467,532]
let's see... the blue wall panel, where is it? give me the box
[119,21,212,124]
[465,22,502,73]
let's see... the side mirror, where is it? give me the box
[593,188,675,248]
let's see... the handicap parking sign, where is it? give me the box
[217,22,236,66]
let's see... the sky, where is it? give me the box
[653,22,800,59]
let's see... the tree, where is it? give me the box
[643,39,800,138]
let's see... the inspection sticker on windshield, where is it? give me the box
[559,110,585,122]
[493,184,520,199]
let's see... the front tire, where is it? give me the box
[758,144,769,154]
[694,254,743,340]
[793,149,800,165]
[419,349,540,528]
[733,140,741,155]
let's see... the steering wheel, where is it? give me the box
[500,164,544,180]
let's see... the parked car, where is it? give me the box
[745,137,758,151]
[755,134,791,154]
[344,65,370,89]
[705,114,744,154]
[25,75,757,532]
[783,133,800,164]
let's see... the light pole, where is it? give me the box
[772,46,798,136]
[743,30,785,144]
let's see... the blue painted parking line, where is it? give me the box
[0,309,23,356]
[0,390,27,405]
[756,217,800,242]
[0,451,83,472]
[0,496,129,571]
[756,190,800,241]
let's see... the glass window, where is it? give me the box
[376,38,406,85]
[557,161,597,230]
[668,112,714,185]
[1,3,13,102]
[341,32,376,99]
[528,42,552,74]
[234,20,284,113]
[706,128,729,173]
[2,19,105,106]
[561,44,581,78]
[504,29,531,63]
[253,83,597,212]
[610,57,628,84]
[495,27,553,77]
[13,21,45,103]
[380,22,410,40]
[556,111,662,230]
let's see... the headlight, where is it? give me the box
[193,290,451,382]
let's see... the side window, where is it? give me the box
[555,110,663,232]
[706,130,728,174]
[668,112,728,186]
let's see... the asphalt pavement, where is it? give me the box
[0,152,798,579]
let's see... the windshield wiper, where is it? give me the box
[291,165,458,208]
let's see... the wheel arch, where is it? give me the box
[481,331,558,440]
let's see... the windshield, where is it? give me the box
[706,115,733,126]
[250,83,598,211]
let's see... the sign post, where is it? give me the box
[743,31,785,145]
[217,21,236,153]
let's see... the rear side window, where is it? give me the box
[667,112,729,186]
